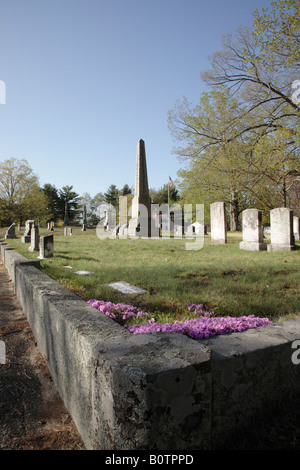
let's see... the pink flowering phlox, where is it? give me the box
[87,299,148,326]
[126,314,273,340]
[88,299,273,340]
[187,303,214,318]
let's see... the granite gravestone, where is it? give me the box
[64,227,72,236]
[210,202,227,244]
[38,234,54,259]
[22,220,36,243]
[104,208,114,231]
[108,281,147,295]
[118,224,128,237]
[267,207,298,251]
[5,223,16,239]
[239,209,267,251]
[28,226,39,252]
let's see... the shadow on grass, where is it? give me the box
[54,251,97,263]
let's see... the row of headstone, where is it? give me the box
[239,207,299,251]
[5,221,55,242]
[4,206,298,256]
[209,203,299,251]
[19,219,53,258]
[5,220,56,238]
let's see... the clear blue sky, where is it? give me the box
[0,0,274,199]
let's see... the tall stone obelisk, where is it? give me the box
[128,139,152,237]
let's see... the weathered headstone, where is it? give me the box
[119,196,129,226]
[5,223,16,239]
[128,139,153,237]
[175,225,183,237]
[210,202,227,244]
[293,216,300,241]
[74,270,94,275]
[104,208,114,230]
[267,207,298,251]
[64,227,72,236]
[239,209,267,251]
[47,222,55,230]
[38,234,54,259]
[21,220,36,243]
[174,225,184,238]
[118,224,128,237]
[28,226,39,252]
[112,224,120,236]
[108,281,147,295]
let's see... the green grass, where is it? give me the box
[1,225,299,324]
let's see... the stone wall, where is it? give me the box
[1,241,300,450]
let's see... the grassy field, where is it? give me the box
[1,225,299,324]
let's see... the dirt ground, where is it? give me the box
[0,261,86,450]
